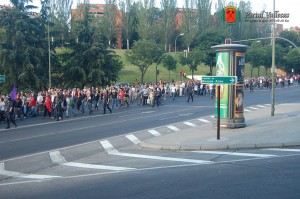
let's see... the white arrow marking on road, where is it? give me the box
[49,151,66,164]
[126,134,142,145]
[100,140,213,164]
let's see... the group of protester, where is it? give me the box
[0,75,298,129]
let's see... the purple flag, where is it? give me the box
[10,85,17,100]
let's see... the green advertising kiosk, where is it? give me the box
[211,44,249,128]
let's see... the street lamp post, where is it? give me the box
[271,0,275,116]
[48,21,51,89]
[175,33,184,53]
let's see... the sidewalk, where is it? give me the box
[139,103,300,150]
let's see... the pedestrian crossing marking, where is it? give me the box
[192,151,277,158]
[148,129,161,137]
[244,109,252,112]
[184,122,197,127]
[126,134,142,145]
[49,151,66,164]
[198,119,210,123]
[167,125,180,132]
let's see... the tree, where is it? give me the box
[162,54,177,81]
[119,0,137,49]
[192,29,229,75]
[180,0,199,52]
[62,2,123,88]
[125,39,164,83]
[246,42,264,77]
[160,0,177,51]
[0,2,49,91]
[179,47,206,79]
[285,48,300,73]
[103,0,118,48]
[196,0,212,34]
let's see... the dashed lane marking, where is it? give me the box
[256,105,266,108]
[198,119,211,123]
[148,129,161,137]
[183,122,197,127]
[126,134,142,145]
[166,125,180,132]
[249,106,259,110]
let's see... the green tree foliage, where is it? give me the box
[119,0,137,49]
[159,0,177,51]
[285,48,300,73]
[161,54,177,81]
[192,29,229,75]
[61,3,123,88]
[0,2,48,91]
[125,39,164,82]
[103,0,118,48]
[246,42,264,77]
[196,0,212,34]
[179,47,206,79]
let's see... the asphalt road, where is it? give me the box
[1,85,299,160]
[0,84,299,198]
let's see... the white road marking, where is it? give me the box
[167,125,180,132]
[49,151,66,164]
[125,134,142,145]
[63,162,134,171]
[100,140,213,164]
[0,162,60,179]
[210,115,214,118]
[198,119,211,123]
[249,106,259,110]
[262,148,300,152]
[256,105,265,108]
[184,122,197,127]
[264,104,271,106]
[192,151,277,158]
[99,140,119,153]
[244,109,252,112]
[148,129,161,137]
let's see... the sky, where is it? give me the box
[1,0,299,29]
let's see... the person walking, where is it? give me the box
[103,90,112,114]
[186,82,194,102]
[5,97,17,129]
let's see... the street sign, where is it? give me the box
[225,38,231,44]
[0,75,5,83]
[201,76,237,85]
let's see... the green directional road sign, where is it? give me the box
[201,76,237,85]
[0,75,5,83]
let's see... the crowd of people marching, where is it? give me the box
[0,75,299,129]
